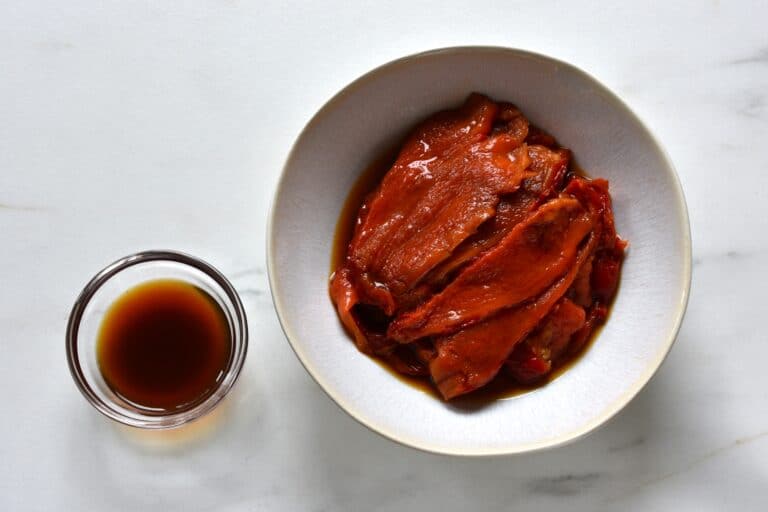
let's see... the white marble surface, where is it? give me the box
[1,1,766,510]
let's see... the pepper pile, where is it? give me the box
[330,94,625,400]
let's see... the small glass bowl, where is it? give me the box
[66,250,248,429]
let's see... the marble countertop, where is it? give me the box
[2,1,766,510]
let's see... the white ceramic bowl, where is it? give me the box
[268,47,691,456]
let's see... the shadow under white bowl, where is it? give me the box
[268,47,691,456]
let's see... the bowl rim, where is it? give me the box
[266,45,692,456]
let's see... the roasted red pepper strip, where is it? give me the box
[429,232,597,399]
[389,197,593,342]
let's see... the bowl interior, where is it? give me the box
[269,47,690,455]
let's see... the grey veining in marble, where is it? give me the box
[727,46,768,66]
[1,1,767,511]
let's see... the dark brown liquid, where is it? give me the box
[331,147,612,403]
[97,279,232,411]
